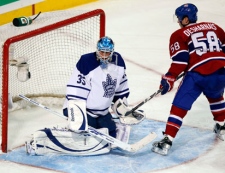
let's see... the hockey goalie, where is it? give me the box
[25,36,146,156]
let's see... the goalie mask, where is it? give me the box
[96,36,114,69]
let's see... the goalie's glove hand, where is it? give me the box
[120,109,145,125]
[112,97,130,117]
[112,98,146,125]
[131,110,145,121]
[160,74,176,95]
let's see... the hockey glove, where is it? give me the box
[160,74,176,95]
[67,100,88,132]
[120,110,145,125]
[112,97,129,117]
[112,97,145,125]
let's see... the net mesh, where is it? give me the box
[0,8,105,152]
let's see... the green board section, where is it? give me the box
[0,0,18,6]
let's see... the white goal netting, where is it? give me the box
[0,8,105,152]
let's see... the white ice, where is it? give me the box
[1,0,225,172]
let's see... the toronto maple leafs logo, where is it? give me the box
[102,74,117,98]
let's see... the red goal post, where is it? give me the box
[0,9,105,153]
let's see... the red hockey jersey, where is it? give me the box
[167,22,225,77]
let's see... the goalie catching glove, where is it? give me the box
[112,97,145,125]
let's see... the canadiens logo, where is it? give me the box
[102,74,117,98]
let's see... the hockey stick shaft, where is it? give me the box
[125,72,185,116]
[19,94,156,152]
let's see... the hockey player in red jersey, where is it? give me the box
[152,3,225,155]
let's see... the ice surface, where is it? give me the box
[1,0,225,173]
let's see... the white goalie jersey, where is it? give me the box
[63,52,130,117]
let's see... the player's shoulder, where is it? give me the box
[172,22,223,36]
[199,21,221,28]
[170,27,184,42]
[80,52,96,60]
[76,52,99,75]
[112,52,126,67]
[194,22,223,31]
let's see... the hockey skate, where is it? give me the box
[25,140,36,155]
[151,136,172,156]
[214,123,225,141]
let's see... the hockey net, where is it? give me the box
[0,9,105,152]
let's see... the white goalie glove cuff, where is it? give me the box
[68,100,88,132]
[17,63,31,82]
[112,97,146,125]
[120,109,146,125]
[112,97,130,117]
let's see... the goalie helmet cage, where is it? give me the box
[0,9,106,153]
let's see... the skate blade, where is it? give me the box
[151,146,168,156]
[216,133,224,141]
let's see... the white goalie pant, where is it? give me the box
[29,127,110,156]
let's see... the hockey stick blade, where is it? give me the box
[125,72,185,115]
[18,94,157,152]
[130,132,157,152]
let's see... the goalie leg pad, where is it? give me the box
[115,122,131,144]
[26,127,110,156]
[111,123,131,149]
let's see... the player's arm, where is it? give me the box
[64,57,91,131]
[112,56,130,105]
[168,32,189,77]
[160,32,188,95]
[216,25,225,54]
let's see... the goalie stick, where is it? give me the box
[18,94,157,152]
[125,72,185,116]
